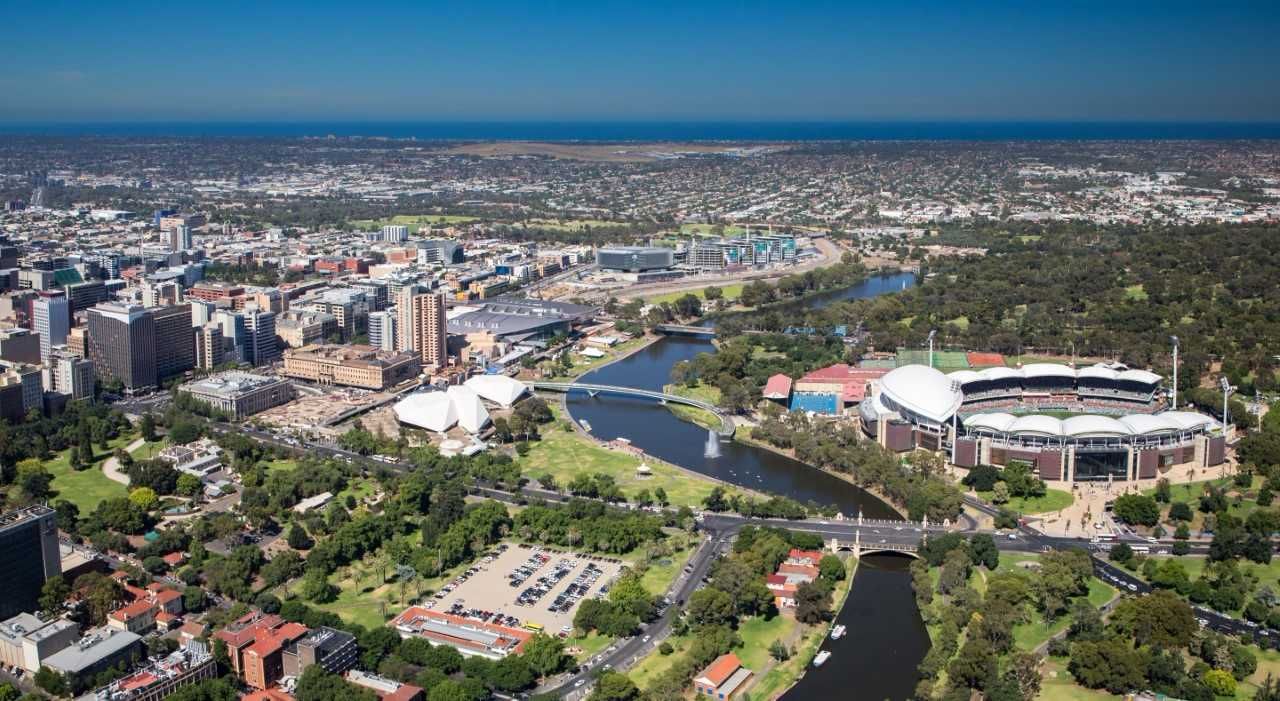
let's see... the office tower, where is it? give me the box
[142,280,182,308]
[50,348,95,400]
[397,289,447,370]
[195,324,225,370]
[0,361,42,422]
[0,505,61,620]
[190,300,216,327]
[245,310,278,366]
[66,280,109,312]
[167,225,192,252]
[254,290,286,314]
[153,304,195,382]
[87,304,156,391]
[0,328,41,365]
[368,310,396,352]
[217,310,248,363]
[32,294,70,364]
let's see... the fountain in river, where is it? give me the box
[704,428,722,459]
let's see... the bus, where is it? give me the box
[1091,533,1118,544]
[522,622,544,632]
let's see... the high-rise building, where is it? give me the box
[195,324,225,371]
[87,304,155,391]
[141,280,182,308]
[32,294,70,364]
[0,505,61,620]
[66,280,109,311]
[0,361,42,421]
[397,289,447,370]
[50,348,95,400]
[244,310,278,366]
[153,304,195,381]
[368,310,396,352]
[167,225,193,252]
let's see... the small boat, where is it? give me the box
[830,625,846,640]
[580,419,592,432]
[812,651,831,667]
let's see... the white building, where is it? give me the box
[32,295,70,364]
[393,385,490,434]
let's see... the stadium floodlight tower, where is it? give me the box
[1220,376,1234,433]
[1170,336,1180,409]
[928,329,937,369]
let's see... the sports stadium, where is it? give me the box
[858,362,1227,482]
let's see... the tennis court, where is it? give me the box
[966,352,1006,368]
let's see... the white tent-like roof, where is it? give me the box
[947,370,982,385]
[1075,365,1120,381]
[1117,369,1162,385]
[977,366,1022,382]
[1008,415,1064,437]
[965,413,1017,433]
[394,386,492,434]
[879,364,964,423]
[463,375,529,408]
[1061,415,1132,438]
[1021,363,1076,380]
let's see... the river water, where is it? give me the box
[562,271,928,699]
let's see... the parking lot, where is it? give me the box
[428,543,625,635]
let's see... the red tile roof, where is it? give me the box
[797,364,889,402]
[763,374,793,399]
[698,653,743,687]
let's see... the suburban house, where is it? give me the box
[694,652,752,699]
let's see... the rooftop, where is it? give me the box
[181,371,288,398]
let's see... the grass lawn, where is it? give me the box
[542,336,653,383]
[572,631,614,661]
[646,283,744,305]
[311,534,449,630]
[1038,659,1114,701]
[970,553,1117,651]
[977,488,1074,515]
[264,458,300,473]
[663,383,724,430]
[350,214,479,231]
[629,634,690,690]
[1141,555,1280,594]
[678,223,751,237]
[46,432,137,513]
[639,546,694,598]
[747,571,854,700]
[518,408,729,509]
[736,614,796,672]
[520,218,627,232]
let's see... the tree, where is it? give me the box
[948,637,998,691]
[0,683,18,701]
[1068,638,1146,693]
[1109,542,1133,564]
[177,472,203,498]
[39,577,70,616]
[1110,591,1197,648]
[587,671,639,701]
[75,572,123,625]
[795,581,832,624]
[702,486,730,512]
[769,639,791,661]
[818,555,846,583]
[183,587,207,613]
[1113,494,1160,526]
[35,667,67,697]
[687,588,735,628]
[16,460,53,500]
[295,665,377,701]
[1202,669,1237,697]
[521,633,569,678]
[129,486,159,511]
[300,569,336,603]
[287,523,314,550]
[1169,501,1194,522]
[140,413,157,442]
[992,482,1011,504]
[969,533,999,570]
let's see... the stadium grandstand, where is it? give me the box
[858,363,1227,482]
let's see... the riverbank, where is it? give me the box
[534,398,764,508]
[753,558,858,701]
[537,332,660,383]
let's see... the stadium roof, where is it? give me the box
[1021,363,1077,379]
[950,363,1163,386]
[879,364,964,423]
[394,386,491,434]
[964,410,1219,439]
[463,375,528,407]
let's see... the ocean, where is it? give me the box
[0,121,1278,141]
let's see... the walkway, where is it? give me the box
[531,381,736,436]
[101,437,148,485]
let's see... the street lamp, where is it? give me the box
[1170,336,1180,409]
[927,329,937,369]
[1220,376,1234,433]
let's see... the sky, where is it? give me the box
[2,0,1279,123]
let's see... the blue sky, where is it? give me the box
[3,0,1278,122]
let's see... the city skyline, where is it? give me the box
[3,1,1279,123]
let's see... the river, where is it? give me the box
[562,270,929,700]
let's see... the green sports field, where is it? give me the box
[895,348,971,370]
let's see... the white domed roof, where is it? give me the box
[978,366,1021,382]
[948,370,982,385]
[1076,365,1120,381]
[1021,363,1076,379]
[879,364,963,423]
[965,412,1017,433]
[447,385,491,434]
[1061,415,1132,437]
[1119,414,1180,435]
[464,374,528,407]
[1117,369,1162,385]
[1160,411,1217,431]
[1008,415,1064,437]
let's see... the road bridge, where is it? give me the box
[531,381,735,437]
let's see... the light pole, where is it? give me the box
[928,329,936,369]
[1170,336,1179,409]
[1220,376,1234,433]
[1069,340,1076,368]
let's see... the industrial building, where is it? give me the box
[0,613,80,673]
[391,607,531,660]
[597,246,675,272]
